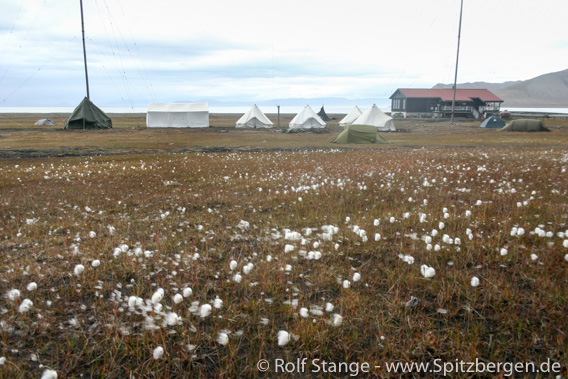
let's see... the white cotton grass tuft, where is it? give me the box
[530,254,538,261]
[199,304,212,318]
[299,307,309,318]
[165,312,181,326]
[420,265,436,278]
[6,289,21,301]
[277,330,291,346]
[374,233,381,241]
[153,346,164,360]
[173,294,183,304]
[438,222,445,230]
[91,260,101,268]
[500,248,508,256]
[564,254,568,262]
[284,244,295,253]
[470,276,480,287]
[151,288,164,304]
[229,260,238,270]
[41,369,58,379]
[27,282,37,291]
[353,272,361,282]
[213,297,223,309]
[19,298,33,313]
[325,302,334,312]
[0,357,5,365]
[332,314,343,327]
[73,264,85,276]
[217,332,229,346]
[183,287,193,297]
[233,273,242,283]
[88,231,96,238]
[563,240,568,248]
[342,280,351,289]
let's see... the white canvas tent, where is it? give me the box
[339,106,363,127]
[353,104,396,131]
[236,104,273,128]
[146,102,209,128]
[34,118,56,126]
[289,105,326,129]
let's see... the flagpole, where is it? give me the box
[450,0,464,125]
[80,0,90,100]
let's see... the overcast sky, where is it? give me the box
[0,0,566,107]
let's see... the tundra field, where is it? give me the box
[0,114,568,378]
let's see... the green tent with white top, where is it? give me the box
[332,124,388,144]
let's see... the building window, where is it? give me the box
[393,99,400,109]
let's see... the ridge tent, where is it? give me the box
[480,116,506,128]
[289,105,326,129]
[236,104,273,128]
[353,104,396,131]
[147,102,209,128]
[317,106,331,122]
[34,118,56,126]
[339,106,363,127]
[332,124,388,144]
[500,119,550,132]
[65,97,112,129]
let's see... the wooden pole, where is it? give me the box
[80,0,90,101]
[451,0,464,125]
[277,105,280,128]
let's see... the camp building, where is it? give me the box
[389,88,503,119]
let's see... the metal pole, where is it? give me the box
[450,0,464,125]
[80,0,90,101]
[277,105,280,128]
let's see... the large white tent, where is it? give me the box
[146,102,209,128]
[236,104,273,128]
[353,104,396,131]
[289,105,326,129]
[339,106,363,127]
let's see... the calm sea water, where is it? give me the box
[0,106,567,115]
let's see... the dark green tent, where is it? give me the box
[317,106,331,122]
[332,124,388,144]
[65,97,112,129]
[500,119,549,132]
[480,116,506,128]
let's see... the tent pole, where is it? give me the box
[277,105,280,128]
[450,0,464,125]
[80,0,90,101]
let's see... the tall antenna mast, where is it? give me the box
[450,0,464,125]
[80,0,90,100]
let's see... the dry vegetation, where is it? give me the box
[0,114,567,378]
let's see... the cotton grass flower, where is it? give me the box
[353,273,361,282]
[91,260,100,268]
[27,282,37,291]
[332,314,343,327]
[88,231,96,238]
[277,330,291,346]
[325,302,334,312]
[342,280,351,289]
[6,289,21,301]
[420,265,436,278]
[217,332,229,346]
[173,294,183,304]
[151,288,164,304]
[165,312,181,326]
[153,346,164,360]
[183,287,193,297]
[41,369,58,379]
[500,248,508,256]
[19,298,33,313]
[470,276,480,287]
[213,297,223,309]
[73,264,85,276]
[200,304,212,318]
[300,307,309,318]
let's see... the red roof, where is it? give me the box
[396,88,503,102]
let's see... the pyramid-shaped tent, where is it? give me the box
[236,105,273,128]
[353,104,396,131]
[289,105,326,129]
[480,116,506,128]
[65,97,112,129]
[317,106,331,122]
[332,124,388,144]
[339,106,363,127]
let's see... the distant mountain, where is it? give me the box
[175,97,390,108]
[433,69,568,107]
